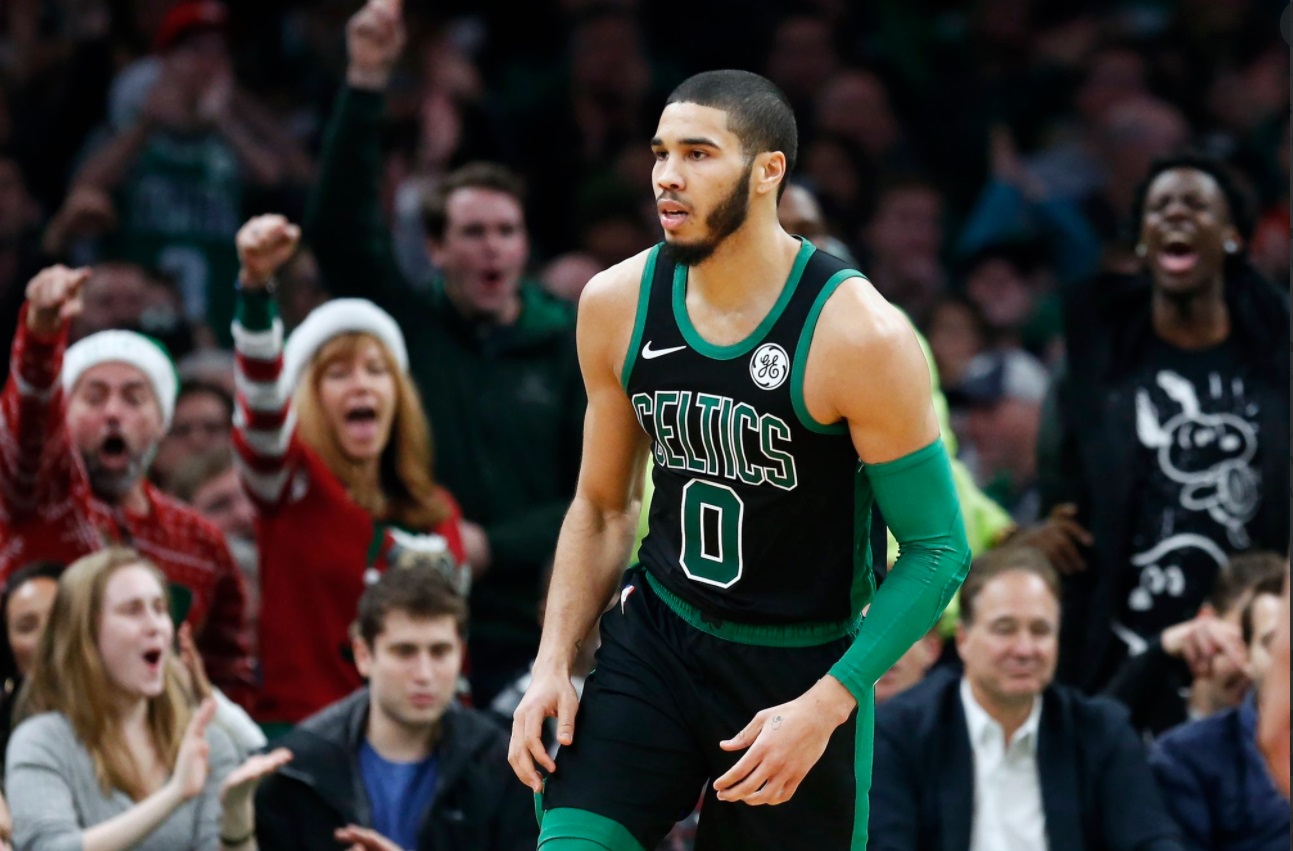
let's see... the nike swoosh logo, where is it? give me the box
[641,341,687,360]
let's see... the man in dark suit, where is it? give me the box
[870,546,1183,851]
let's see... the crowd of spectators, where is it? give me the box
[0,0,1286,848]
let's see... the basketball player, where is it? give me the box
[508,69,971,850]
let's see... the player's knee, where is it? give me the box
[538,808,647,851]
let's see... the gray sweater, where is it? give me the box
[5,712,237,851]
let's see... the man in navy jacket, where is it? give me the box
[1149,574,1290,850]
[870,546,1182,851]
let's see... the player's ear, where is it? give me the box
[754,152,787,198]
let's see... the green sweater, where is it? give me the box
[305,87,585,645]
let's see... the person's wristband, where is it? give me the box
[220,827,254,847]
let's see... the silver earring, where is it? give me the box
[1224,239,1238,254]
[1135,243,1148,258]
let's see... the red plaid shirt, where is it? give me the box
[0,310,255,707]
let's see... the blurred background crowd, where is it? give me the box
[0,0,1286,848]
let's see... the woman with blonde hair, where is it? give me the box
[4,548,289,851]
[231,215,467,729]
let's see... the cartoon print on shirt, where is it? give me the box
[1135,369,1259,549]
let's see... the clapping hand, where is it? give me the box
[170,698,218,801]
[220,748,293,805]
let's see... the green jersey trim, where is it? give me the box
[644,569,861,647]
[850,688,876,850]
[670,238,815,360]
[620,246,660,392]
[790,268,860,435]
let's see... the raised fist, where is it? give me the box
[25,265,90,335]
[346,0,406,91]
[236,214,301,288]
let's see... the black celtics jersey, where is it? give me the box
[624,239,877,625]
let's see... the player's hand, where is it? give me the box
[25,265,90,335]
[1006,503,1093,575]
[236,214,300,288]
[1161,614,1248,680]
[713,676,855,806]
[508,668,579,792]
[346,0,405,91]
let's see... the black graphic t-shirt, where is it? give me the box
[1117,338,1262,650]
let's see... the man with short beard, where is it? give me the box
[0,265,254,706]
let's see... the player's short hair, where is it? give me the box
[1240,572,1286,646]
[666,70,798,200]
[959,545,1060,625]
[357,561,468,646]
[422,161,527,241]
[1209,550,1286,615]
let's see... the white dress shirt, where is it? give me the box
[960,678,1049,851]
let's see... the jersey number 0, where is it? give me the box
[680,479,745,588]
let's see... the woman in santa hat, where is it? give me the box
[230,214,466,731]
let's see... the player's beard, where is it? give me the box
[662,160,753,268]
[82,438,157,503]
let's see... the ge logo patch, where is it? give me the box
[749,343,789,390]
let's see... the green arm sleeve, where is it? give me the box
[887,316,1012,566]
[829,440,972,700]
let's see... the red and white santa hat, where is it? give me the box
[62,331,178,428]
[282,298,409,388]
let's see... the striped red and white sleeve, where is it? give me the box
[231,290,301,510]
[0,306,74,518]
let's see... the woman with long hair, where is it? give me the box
[231,215,467,729]
[5,548,289,851]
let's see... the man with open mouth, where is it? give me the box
[0,264,255,707]
[1040,152,1290,697]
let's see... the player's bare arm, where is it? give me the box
[507,250,653,792]
[807,277,939,463]
[713,277,941,807]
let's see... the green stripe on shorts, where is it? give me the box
[538,808,647,851]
